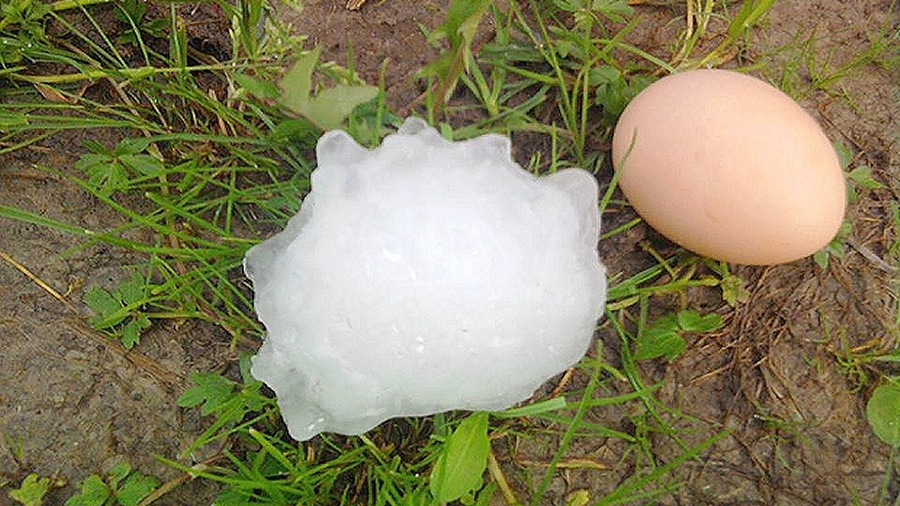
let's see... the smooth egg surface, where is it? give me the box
[611,69,846,265]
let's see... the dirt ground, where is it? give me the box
[0,0,897,505]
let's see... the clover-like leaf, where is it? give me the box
[77,153,129,195]
[85,287,127,329]
[64,475,109,506]
[8,474,49,506]
[635,310,724,361]
[634,314,684,361]
[178,373,238,416]
[115,471,160,506]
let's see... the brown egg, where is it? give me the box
[611,69,846,265]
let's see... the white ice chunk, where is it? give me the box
[245,118,606,441]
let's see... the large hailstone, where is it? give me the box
[245,118,606,441]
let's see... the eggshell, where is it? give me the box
[611,69,846,265]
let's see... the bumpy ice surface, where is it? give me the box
[245,118,606,441]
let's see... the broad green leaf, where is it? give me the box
[867,382,900,446]
[834,141,853,169]
[234,72,280,99]
[77,154,129,195]
[270,118,320,146]
[115,471,160,506]
[278,48,317,114]
[566,489,591,506]
[635,310,723,361]
[676,310,723,333]
[849,166,886,190]
[64,475,109,506]
[278,47,376,130]
[85,274,151,347]
[121,320,140,349]
[814,220,851,269]
[813,249,829,270]
[588,65,620,86]
[178,373,237,415]
[430,412,490,502]
[119,154,164,176]
[84,287,124,325]
[114,272,146,306]
[8,474,49,506]
[305,84,378,131]
[107,462,132,488]
[113,138,151,156]
[720,272,750,306]
[121,314,150,349]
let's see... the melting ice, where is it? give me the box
[244,118,606,441]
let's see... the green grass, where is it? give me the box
[2,0,898,505]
